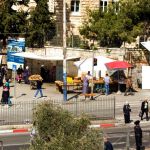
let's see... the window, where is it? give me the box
[112,0,120,13]
[71,0,80,12]
[100,0,108,12]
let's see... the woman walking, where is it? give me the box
[1,79,10,104]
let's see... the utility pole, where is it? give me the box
[63,0,67,101]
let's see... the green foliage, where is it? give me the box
[26,0,55,48]
[29,102,103,150]
[80,0,150,47]
[0,0,29,47]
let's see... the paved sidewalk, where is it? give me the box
[0,82,150,129]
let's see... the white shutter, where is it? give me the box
[48,0,55,13]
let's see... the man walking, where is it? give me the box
[33,78,43,98]
[104,73,110,95]
[123,101,131,123]
[134,120,143,150]
[124,76,133,96]
[141,99,149,121]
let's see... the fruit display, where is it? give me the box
[28,74,43,81]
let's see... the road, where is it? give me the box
[0,125,150,150]
[0,133,30,150]
[103,125,150,150]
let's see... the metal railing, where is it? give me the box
[0,96,115,125]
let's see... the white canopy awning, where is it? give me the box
[141,41,150,51]
[74,56,115,78]
[11,52,79,61]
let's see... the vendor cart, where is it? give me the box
[28,74,43,89]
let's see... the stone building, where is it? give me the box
[54,0,118,46]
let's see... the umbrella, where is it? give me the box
[105,61,132,94]
[105,60,132,70]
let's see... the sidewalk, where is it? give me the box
[0,82,150,131]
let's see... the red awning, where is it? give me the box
[105,60,132,70]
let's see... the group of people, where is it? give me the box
[0,64,45,105]
[82,71,111,98]
[122,99,149,149]
[103,119,143,150]
[82,71,135,98]
[123,99,149,124]
[17,65,44,99]
[17,65,30,84]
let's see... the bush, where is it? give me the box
[29,101,103,150]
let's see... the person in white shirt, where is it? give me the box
[104,73,110,95]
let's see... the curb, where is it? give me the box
[0,128,31,134]
[89,123,116,128]
[89,119,150,128]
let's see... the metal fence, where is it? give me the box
[0,96,115,125]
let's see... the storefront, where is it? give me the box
[12,51,79,82]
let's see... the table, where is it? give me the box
[55,80,82,93]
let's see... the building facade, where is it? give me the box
[54,0,117,46]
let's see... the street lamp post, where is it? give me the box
[63,0,67,101]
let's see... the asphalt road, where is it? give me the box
[0,133,30,150]
[0,125,150,150]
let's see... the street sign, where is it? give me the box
[12,64,17,71]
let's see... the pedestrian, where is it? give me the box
[23,66,30,84]
[104,137,113,150]
[0,71,3,86]
[104,73,110,95]
[134,120,142,150]
[33,78,43,98]
[123,101,131,123]
[82,74,89,99]
[1,78,10,104]
[141,99,149,121]
[40,65,46,82]
[17,65,24,83]
[124,76,134,96]
[86,71,92,93]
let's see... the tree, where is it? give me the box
[29,102,103,150]
[79,0,150,47]
[0,0,29,48]
[26,0,55,48]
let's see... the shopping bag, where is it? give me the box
[139,111,142,117]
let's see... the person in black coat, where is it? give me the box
[104,137,113,150]
[134,120,142,150]
[17,65,24,83]
[123,101,131,123]
[141,99,149,121]
[40,65,46,82]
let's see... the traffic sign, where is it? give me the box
[12,64,17,71]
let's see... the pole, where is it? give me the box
[14,70,16,99]
[90,50,94,100]
[72,32,73,48]
[63,0,67,101]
